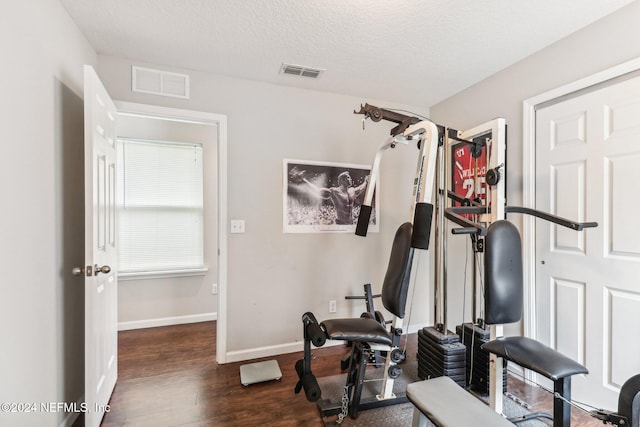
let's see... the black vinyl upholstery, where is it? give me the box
[319,317,393,346]
[382,222,415,318]
[482,337,588,381]
[322,222,414,342]
[619,374,640,427]
[484,220,523,325]
[481,220,590,427]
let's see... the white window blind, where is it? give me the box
[117,138,204,273]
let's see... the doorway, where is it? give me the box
[114,101,229,363]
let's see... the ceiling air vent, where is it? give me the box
[280,63,324,79]
[132,66,190,99]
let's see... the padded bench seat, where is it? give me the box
[481,337,588,380]
[482,336,588,427]
[321,317,393,346]
[406,376,513,427]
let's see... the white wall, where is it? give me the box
[97,55,434,359]
[0,1,96,426]
[430,1,640,335]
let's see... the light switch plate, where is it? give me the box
[230,219,245,233]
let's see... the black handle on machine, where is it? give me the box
[356,205,373,236]
[504,206,598,230]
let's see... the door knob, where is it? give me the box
[72,265,111,276]
[95,265,111,275]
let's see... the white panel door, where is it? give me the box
[535,75,640,410]
[83,65,118,426]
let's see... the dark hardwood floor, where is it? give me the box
[91,321,603,426]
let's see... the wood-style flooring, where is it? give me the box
[87,321,604,426]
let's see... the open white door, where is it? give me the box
[83,65,118,426]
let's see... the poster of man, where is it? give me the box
[283,159,378,233]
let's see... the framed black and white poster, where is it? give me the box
[283,159,379,233]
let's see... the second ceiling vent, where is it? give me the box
[280,63,325,79]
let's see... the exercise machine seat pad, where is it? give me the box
[482,336,588,381]
[320,317,392,346]
[484,220,523,325]
[381,222,414,318]
[319,222,413,347]
[407,376,513,427]
[619,374,640,427]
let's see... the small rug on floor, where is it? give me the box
[316,361,550,427]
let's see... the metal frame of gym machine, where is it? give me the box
[351,104,440,406]
[293,105,442,421]
[354,107,510,414]
[441,118,508,413]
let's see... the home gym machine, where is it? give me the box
[409,115,640,427]
[294,105,441,422]
[294,103,640,426]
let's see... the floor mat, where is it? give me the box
[317,361,550,426]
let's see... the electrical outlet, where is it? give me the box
[212,283,218,294]
[329,300,337,313]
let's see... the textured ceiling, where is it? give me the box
[59,0,635,107]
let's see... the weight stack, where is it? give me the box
[456,323,507,396]
[417,327,466,387]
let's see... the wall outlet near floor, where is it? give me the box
[329,300,337,313]
[212,283,218,294]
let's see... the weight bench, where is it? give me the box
[409,350,640,427]
[295,222,417,420]
[482,337,588,427]
[406,220,588,427]
[407,343,587,427]
[407,376,513,427]
[480,220,588,427]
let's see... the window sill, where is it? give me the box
[118,267,209,281]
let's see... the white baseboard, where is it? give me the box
[224,322,432,364]
[58,396,83,427]
[407,322,431,334]
[225,339,344,364]
[59,412,79,427]
[118,312,217,331]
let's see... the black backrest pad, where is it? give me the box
[382,222,415,318]
[484,220,523,325]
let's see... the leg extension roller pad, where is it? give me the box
[294,359,321,402]
[407,376,513,427]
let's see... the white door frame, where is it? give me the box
[114,101,229,364]
[522,57,640,342]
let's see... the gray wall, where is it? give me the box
[430,0,640,334]
[0,1,96,426]
[97,55,434,358]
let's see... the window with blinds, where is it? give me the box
[117,138,204,274]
